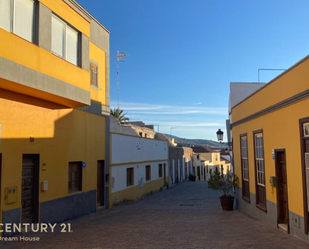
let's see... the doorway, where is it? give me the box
[97,160,105,207]
[275,149,289,233]
[22,154,39,224]
[0,154,2,222]
[163,163,166,187]
[204,167,206,181]
[197,166,200,181]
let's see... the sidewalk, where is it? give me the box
[1,181,308,248]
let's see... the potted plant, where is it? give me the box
[189,173,196,181]
[207,171,239,211]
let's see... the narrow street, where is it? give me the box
[2,182,308,249]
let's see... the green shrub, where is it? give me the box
[207,171,239,196]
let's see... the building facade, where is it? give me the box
[0,0,110,236]
[110,133,169,207]
[169,146,193,186]
[231,54,309,242]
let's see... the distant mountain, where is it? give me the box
[164,134,227,149]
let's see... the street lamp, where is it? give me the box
[216,129,232,146]
[216,129,223,142]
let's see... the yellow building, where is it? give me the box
[220,156,231,175]
[191,146,221,180]
[0,0,110,236]
[231,54,309,242]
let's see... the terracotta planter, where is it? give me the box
[219,196,234,211]
[189,175,196,181]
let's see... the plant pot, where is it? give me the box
[189,175,196,181]
[219,196,234,211]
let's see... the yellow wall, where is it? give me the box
[39,0,90,37]
[0,91,106,215]
[232,97,309,217]
[109,176,169,207]
[198,152,220,165]
[232,57,309,122]
[0,28,90,94]
[0,0,107,105]
[89,42,106,105]
[219,160,231,175]
[212,152,220,165]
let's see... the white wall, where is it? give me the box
[177,159,180,182]
[229,82,266,113]
[182,156,185,181]
[111,161,168,193]
[111,133,168,164]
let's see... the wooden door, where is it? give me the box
[0,154,2,223]
[197,166,200,181]
[163,163,166,187]
[97,161,104,207]
[204,167,206,181]
[299,118,309,234]
[22,155,39,224]
[275,150,289,227]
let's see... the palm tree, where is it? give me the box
[110,108,130,123]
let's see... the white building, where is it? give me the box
[110,133,169,207]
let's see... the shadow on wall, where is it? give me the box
[0,90,107,236]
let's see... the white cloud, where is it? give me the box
[144,121,224,127]
[110,101,228,139]
[111,101,227,115]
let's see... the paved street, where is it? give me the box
[1,181,309,249]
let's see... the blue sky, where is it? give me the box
[77,0,309,140]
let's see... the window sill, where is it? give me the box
[91,84,99,90]
[51,52,81,69]
[256,203,267,212]
[68,190,82,194]
[242,196,250,203]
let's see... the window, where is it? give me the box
[0,0,35,42]
[52,15,79,65]
[240,134,250,202]
[241,134,250,201]
[197,155,199,160]
[145,165,151,181]
[254,131,266,210]
[241,136,249,180]
[68,162,82,193]
[90,62,98,87]
[139,132,142,137]
[221,165,223,175]
[159,164,163,178]
[127,167,134,186]
[255,133,265,186]
[304,123,309,137]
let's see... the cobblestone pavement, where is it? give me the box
[1,181,309,249]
